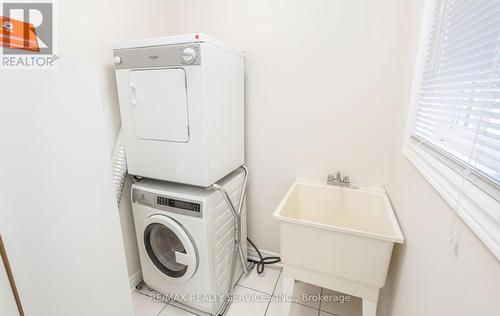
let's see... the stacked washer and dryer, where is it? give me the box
[113,34,249,315]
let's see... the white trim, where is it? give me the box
[402,0,500,261]
[402,0,435,151]
[129,270,143,289]
[404,143,500,260]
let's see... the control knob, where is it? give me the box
[182,47,196,64]
[113,56,122,65]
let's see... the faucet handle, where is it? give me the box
[343,176,350,184]
[327,174,334,184]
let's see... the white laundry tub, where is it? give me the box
[273,179,403,316]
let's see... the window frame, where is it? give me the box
[403,0,500,260]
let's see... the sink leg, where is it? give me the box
[281,275,294,316]
[362,299,377,316]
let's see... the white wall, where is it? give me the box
[378,1,500,315]
[56,0,172,278]
[161,0,413,252]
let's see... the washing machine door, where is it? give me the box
[143,215,197,282]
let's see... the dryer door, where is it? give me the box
[128,68,189,143]
[143,215,197,282]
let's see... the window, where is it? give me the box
[404,0,500,260]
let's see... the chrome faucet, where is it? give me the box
[327,171,350,187]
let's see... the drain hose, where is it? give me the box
[112,129,127,205]
[246,237,281,274]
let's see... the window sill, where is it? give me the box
[403,140,500,261]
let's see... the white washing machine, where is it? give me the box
[113,34,244,187]
[131,169,247,314]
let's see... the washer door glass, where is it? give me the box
[144,223,195,279]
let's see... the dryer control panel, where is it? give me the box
[113,44,201,69]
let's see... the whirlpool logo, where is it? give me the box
[1,0,57,68]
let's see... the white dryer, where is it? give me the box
[131,169,247,314]
[113,34,244,187]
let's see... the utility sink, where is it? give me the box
[273,179,403,316]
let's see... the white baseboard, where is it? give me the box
[247,248,283,269]
[129,270,143,289]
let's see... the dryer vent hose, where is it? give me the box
[112,128,128,205]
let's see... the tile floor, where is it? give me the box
[132,266,362,316]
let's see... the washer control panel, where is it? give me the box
[156,196,201,212]
[132,188,203,218]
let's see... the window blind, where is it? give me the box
[413,0,500,188]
